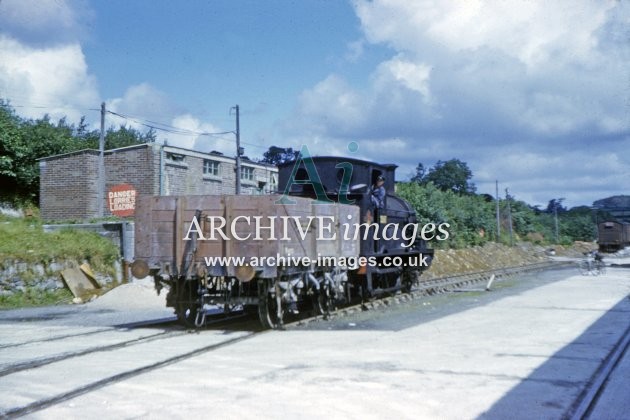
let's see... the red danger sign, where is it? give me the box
[108,184,136,217]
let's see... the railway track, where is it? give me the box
[0,260,571,418]
[0,327,114,350]
[0,312,259,419]
[294,260,572,326]
[567,322,630,419]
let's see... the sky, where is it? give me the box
[0,0,628,208]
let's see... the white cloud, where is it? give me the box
[0,0,98,122]
[0,0,92,46]
[106,84,234,152]
[283,0,629,207]
[288,75,364,139]
[0,38,232,151]
[354,0,614,68]
[0,36,99,122]
[374,56,432,101]
[0,1,228,154]
[172,114,230,152]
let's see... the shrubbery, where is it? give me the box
[397,181,601,249]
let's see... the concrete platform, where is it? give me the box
[15,267,630,419]
[584,321,630,419]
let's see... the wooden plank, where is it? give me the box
[135,194,361,276]
[61,267,97,298]
[134,196,154,260]
[185,195,223,211]
[151,210,179,222]
[314,201,337,257]
[150,196,177,211]
[174,197,188,275]
[79,263,102,288]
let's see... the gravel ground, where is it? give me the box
[88,277,166,311]
[0,278,173,327]
[16,265,628,419]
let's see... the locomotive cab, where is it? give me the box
[278,156,434,296]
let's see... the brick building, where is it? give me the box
[39,143,278,221]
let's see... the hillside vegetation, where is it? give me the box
[0,213,119,274]
[397,181,606,249]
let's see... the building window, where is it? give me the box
[166,152,185,163]
[241,166,254,182]
[203,159,220,176]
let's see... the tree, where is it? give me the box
[423,158,476,194]
[411,163,425,183]
[261,146,300,165]
[545,198,566,214]
[560,206,597,241]
[0,101,25,202]
[105,125,156,149]
[0,106,81,202]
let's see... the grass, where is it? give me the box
[0,213,121,308]
[0,214,119,276]
[0,288,74,309]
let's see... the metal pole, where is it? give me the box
[97,102,105,218]
[235,104,241,195]
[496,180,500,242]
[554,201,559,243]
[506,188,513,246]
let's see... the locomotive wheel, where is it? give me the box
[402,269,420,294]
[175,280,201,328]
[258,279,283,329]
[243,305,258,316]
[401,278,412,294]
[401,272,413,294]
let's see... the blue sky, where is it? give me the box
[1,0,628,208]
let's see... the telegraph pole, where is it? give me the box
[233,105,241,195]
[554,202,559,243]
[505,188,514,246]
[495,180,500,242]
[97,102,105,218]
[553,198,564,243]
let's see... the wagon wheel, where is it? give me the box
[313,279,335,317]
[175,279,201,328]
[258,279,283,330]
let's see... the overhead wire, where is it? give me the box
[106,109,268,150]
[2,97,268,150]
[106,110,235,137]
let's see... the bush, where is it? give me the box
[397,181,597,248]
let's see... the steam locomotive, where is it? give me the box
[131,155,433,328]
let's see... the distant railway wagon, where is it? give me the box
[598,220,630,252]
